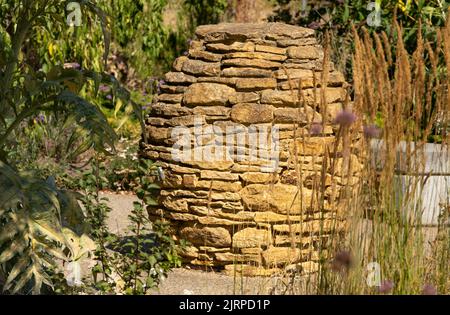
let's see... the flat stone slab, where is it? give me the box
[195,23,315,42]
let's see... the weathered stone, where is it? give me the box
[261,88,343,106]
[200,170,239,181]
[215,252,261,263]
[181,59,220,76]
[232,228,272,248]
[290,137,335,156]
[229,92,260,104]
[160,85,187,94]
[193,106,231,117]
[184,83,236,106]
[198,216,254,226]
[240,184,313,214]
[222,58,281,69]
[262,247,303,267]
[287,46,323,60]
[147,126,169,143]
[164,72,197,84]
[180,226,231,247]
[236,78,277,91]
[161,197,188,212]
[150,103,192,117]
[224,52,286,62]
[196,23,314,42]
[173,56,189,71]
[267,23,315,39]
[255,211,297,223]
[240,172,275,184]
[181,159,234,171]
[274,68,313,80]
[199,246,230,253]
[241,247,263,255]
[260,90,297,106]
[274,234,328,246]
[146,117,167,126]
[194,180,242,192]
[188,50,222,62]
[231,103,273,124]
[273,107,321,124]
[157,94,183,103]
[197,77,237,86]
[189,40,204,50]
[182,174,197,187]
[206,42,255,52]
[273,219,341,234]
[277,38,318,47]
[285,261,319,274]
[167,164,199,174]
[222,67,273,78]
[179,246,199,259]
[255,44,286,55]
[168,115,206,127]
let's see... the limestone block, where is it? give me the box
[232,227,272,248]
[184,83,236,106]
[180,226,231,247]
[222,67,272,78]
[240,172,275,184]
[255,44,286,55]
[230,103,274,124]
[224,52,286,62]
[222,58,281,69]
[262,247,304,266]
[240,183,313,214]
[235,78,277,91]
[164,71,197,84]
[229,92,260,104]
[181,59,220,76]
[206,42,255,52]
[173,56,189,71]
[188,50,222,62]
[287,46,324,60]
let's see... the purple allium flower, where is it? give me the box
[378,280,394,294]
[183,51,189,56]
[36,114,46,123]
[334,110,357,127]
[157,79,165,87]
[106,94,113,100]
[363,124,381,138]
[99,84,110,92]
[331,250,353,273]
[310,122,323,135]
[308,21,321,30]
[422,284,437,295]
[63,62,80,69]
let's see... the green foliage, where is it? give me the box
[183,0,228,30]
[0,0,136,294]
[83,158,182,295]
[0,161,92,294]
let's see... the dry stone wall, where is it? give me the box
[141,23,361,276]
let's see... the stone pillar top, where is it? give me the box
[195,22,316,42]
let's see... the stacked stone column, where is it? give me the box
[141,23,361,276]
